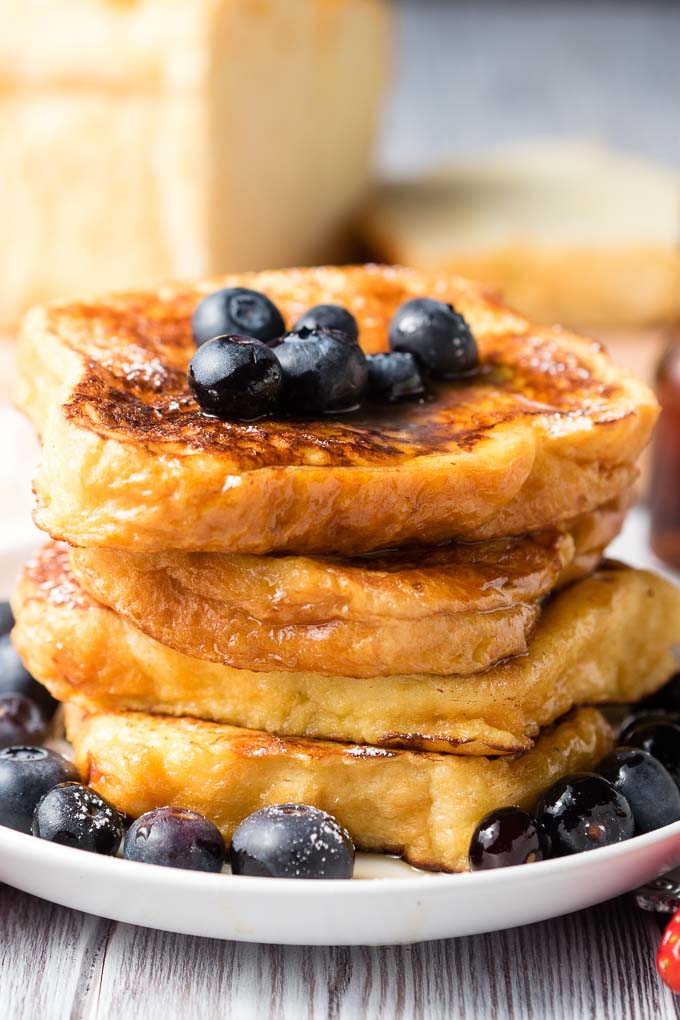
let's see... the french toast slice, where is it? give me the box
[17,265,655,555]
[14,545,680,755]
[65,705,612,872]
[70,500,625,678]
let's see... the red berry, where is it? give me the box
[657,908,680,993]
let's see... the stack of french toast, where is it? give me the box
[11,264,680,872]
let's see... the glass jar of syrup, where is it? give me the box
[650,336,680,569]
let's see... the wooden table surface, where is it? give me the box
[0,884,677,1020]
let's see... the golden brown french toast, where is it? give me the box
[70,500,625,678]
[17,265,655,555]
[14,545,680,756]
[65,705,612,872]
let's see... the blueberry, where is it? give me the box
[124,806,225,872]
[274,328,368,414]
[33,782,123,855]
[366,351,425,403]
[639,673,680,714]
[188,335,283,420]
[389,297,478,378]
[292,304,359,344]
[536,772,634,856]
[192,287,285,347]
[0,635,58,719]
[231,803,355,879]
[620,711,679,735]
[596,747,680,833]
[0,695,45,749]
[617,716,680,788]
[468,806,549,871]
[0,602,14,636]
[0,747,78,833]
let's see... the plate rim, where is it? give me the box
[2,814,680,894]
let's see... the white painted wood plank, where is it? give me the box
[86,899,680,1020]
[0,885,110,1020]
[1,884,676,1020]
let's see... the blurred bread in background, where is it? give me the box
[362,139,679,331]
[0,0,390,327]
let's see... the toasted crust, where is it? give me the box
[14,545,680,756]
[70,500,625,678]
[65,705,612,872]
[17,265,655,554]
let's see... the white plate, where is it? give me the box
[0,510,678,945]
[1,820,680,945]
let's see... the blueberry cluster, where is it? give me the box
[0,610,123,852]
[0,737,354,876]
[188,287,479,420]
[468,674,680,871]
